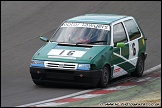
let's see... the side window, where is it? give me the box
[113,22,127,44]
[124,19,141,41]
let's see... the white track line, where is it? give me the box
[73,94,104,99]
[16,64,161,107]
[136,77,152,82]
[143,64,161,75]
[34,102,68,107]
[103,85,135,90]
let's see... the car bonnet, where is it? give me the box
[32,42,111,63]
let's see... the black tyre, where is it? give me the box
[131,55,144,77]
[33,80,44,85]
[98,65,110,88]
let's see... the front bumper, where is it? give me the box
[30,67,102,87]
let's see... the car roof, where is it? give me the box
[66,14,130,25]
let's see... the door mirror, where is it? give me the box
[116,42,125,48]
[39,36,49,42]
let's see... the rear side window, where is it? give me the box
[113,22,127,44]
[124,19,141,41]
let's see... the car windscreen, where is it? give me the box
[50,22,110,45]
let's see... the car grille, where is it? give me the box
[44,61,78,70]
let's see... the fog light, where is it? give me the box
[37,71,41,74]
[78,74,83,77]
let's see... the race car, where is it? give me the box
[30,14,147,88]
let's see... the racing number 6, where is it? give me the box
[132,43,136,56]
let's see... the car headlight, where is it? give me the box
[77,64,90,70]
[31,60,44,67]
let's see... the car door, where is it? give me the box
[110,22,132,78]
[123,19,142,69]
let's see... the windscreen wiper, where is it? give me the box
[87,41,108,44]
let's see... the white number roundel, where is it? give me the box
[47,49,86,57]
[129,40,139,66]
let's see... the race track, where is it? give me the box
[1,1,161,107]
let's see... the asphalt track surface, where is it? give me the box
[1,1,161,107]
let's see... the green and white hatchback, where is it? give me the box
[30,14,147,88]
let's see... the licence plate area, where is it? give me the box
[45,69,74,80]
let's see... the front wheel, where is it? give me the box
[33,80,44,85]
[98,65,110,88]
[131,55,144,77]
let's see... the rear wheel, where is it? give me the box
[98,65,110,88]
[131,55,144,77]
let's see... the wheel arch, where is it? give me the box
[103,63,112,80]
[138,51,145,60]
